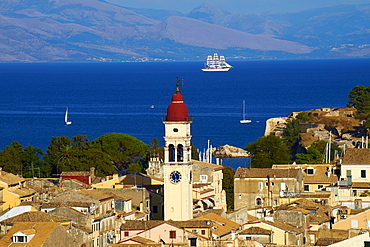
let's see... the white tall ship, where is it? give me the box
[201,53,233,72]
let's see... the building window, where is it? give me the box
[265,182,274,187]
[201,230,206,235]
[353,190,357,197]
[256,198,262,206]
[280,182,287,191]
[306,169,314,175]
[346,170,352,176]
[351,219,358,228]
[13,236,27,243]
[361,170,367,178]
[318,185,323,190]
[124,231,129,237]
[246,237,252,240]
[169,230,176,239]
[304,185,309,191]
[200,175,208,182]
[152,206,158,214]
[258,182,263,190]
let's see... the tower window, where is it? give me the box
[169,144,175,162]
[177,144,184,161]
[173,128,178,132]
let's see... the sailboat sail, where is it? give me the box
[240,100,251,123]
[65,108,72,125]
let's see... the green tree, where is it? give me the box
[295,140,342,164]
[191,142,199,160]
[347,85,370,127]
[222,166,235,211]
[21,146,47,178]
[91,133,149,173]
[295,146,324,164]
[246,134,291,168]
[45,136,72,175]
[0,141,24,175]
[283,118,301,152]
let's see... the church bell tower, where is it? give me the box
[163,82,193,221]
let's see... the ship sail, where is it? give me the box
[202,53,233,72]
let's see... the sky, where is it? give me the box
[107,0,370,14]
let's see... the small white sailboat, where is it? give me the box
[240,100,251,124]
[65,107,72,125]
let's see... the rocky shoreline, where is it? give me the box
[212,144,249,158]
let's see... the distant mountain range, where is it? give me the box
[0,0,369,62]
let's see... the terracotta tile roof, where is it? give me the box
[19,201,43,209]
[61,171,91,177]
[0,170,25,185]
[77,189,114,201]
[72,223,92,234]
[200,188,214,194]
[192,160,224,171]
[194,209,224,218]
[61,178,91,188]
[110,244,161,247]
[352,182,370,188]
[303,166,338,183]
[97,189,133,201]
[315,238,345,246]
[239,227,272,235]
[276,198,331,224]
[1,211,70,224]
[0,222,63,246]
[308,213,331,224]
[235,168,299,178]
[120,220,165,230]
[193,182,212,188]
[139,173,164,183]
[41,201,92,208]
[247,214,259,223]
[342,148,370,164]
[9,187,36,197]
[262,220,302,234]
[168,220,212,228]
[191,213,240,237]
[121,236,158,244]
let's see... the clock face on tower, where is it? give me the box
[170,171,182,183]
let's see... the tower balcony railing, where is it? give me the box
[162,116,193,122]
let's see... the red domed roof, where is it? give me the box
[165,87,189,122]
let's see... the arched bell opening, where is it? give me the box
[177,144,184,162]
[169,144,175,162]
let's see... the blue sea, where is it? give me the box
[1,59,370,170]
